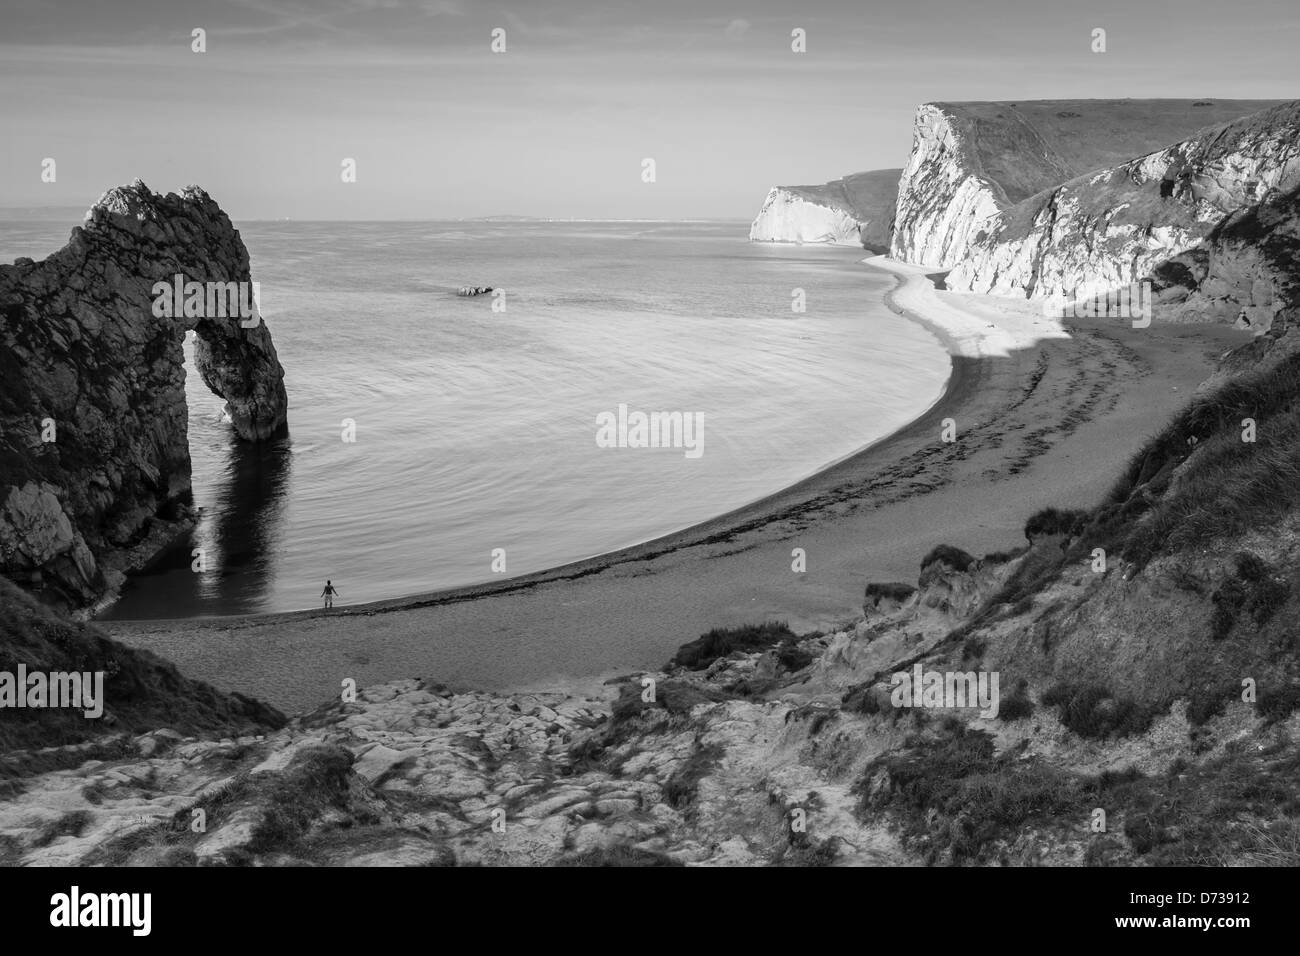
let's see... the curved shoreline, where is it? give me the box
[105,262,1240,714]
[102,261,971,628]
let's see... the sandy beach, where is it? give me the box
[105,260,1253,713]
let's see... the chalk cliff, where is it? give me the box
[945,102,1300,307]
[750,187,861,245]
[0,181,288,608]
[750,169,900,251]
[891,99,1287,269]
[1150,181,1300,331]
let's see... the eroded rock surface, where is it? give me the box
[1150,182,1300,330]
[0,180,287,607]
[891,98,1289,270]
[946,102,1300,304]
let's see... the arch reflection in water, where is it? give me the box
[101,433,292,620]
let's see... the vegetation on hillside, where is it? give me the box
[940,98,1287,205]
[0,577,284,757]
[855,718,1300,866]
[671,621,796,671]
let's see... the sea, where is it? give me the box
[0,220,951,619]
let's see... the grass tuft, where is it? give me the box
[1041,682,1162,739]
[920,545,977,573]
[671,621,795,670]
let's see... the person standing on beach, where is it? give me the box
[321,580,339,609]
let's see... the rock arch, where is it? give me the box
[0,180,288,606]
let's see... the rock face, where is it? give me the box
[750,187,861,245]
[1150,182,1300,331]
[749,169,900,251]
[0,180,288,607]
[945,102,1300,305]
[891,99,1287,269]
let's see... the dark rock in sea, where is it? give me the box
[0,180,288,608]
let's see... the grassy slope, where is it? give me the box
[936,98,1288,204]
[989,102,1300,245]
[785,169,901,216]
[919,316,1300,736]
[0,576,285,757]
[846,322,1300,864]
[840,192,1300,856]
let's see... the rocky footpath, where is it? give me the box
[5,507,1297,866]
[0,650,911,866]
[0,181,288,608]
[890,99,1287,270]
[946,102,1300,304]
[750,170,899,251]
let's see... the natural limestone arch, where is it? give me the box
[0,180,288,605]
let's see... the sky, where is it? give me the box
[1,0,1297,220]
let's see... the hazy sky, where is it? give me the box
[1,0,1296,219]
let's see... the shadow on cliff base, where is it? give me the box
[99,431,292,620]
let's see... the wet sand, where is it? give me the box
[105,260,1252,712]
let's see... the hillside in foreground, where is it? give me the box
[0,574,283,774]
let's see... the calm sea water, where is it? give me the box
[1,220,950,618]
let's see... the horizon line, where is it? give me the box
[0,213,754,224]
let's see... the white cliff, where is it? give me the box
[891,99,1289,271]
[750,187,861,244]
[889,104,1006,268]
[946,101,1300,305]
[749,169,901,250]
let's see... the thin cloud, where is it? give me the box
[724,18,751,38]
[418,0,464,14]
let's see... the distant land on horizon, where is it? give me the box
[0,205,88,222]
[0,205,752,225]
